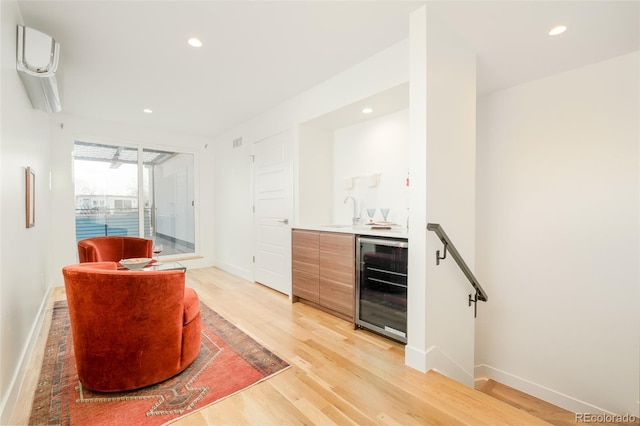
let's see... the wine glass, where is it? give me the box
[366,208,376,223]
[380,208,390,223]
[152,243,163,262]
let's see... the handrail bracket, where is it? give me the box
[436,241,448,265]
[427,223,489,317]
[468,293,479,318]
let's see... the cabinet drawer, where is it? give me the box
[319,232,353,253]
[293,246,319,267]
[293,259,319,276]
[292,230,319,250]
[320,232,353,265]
[319,232,354,287]
[320,278,354,318]
[292,230,319,270]
[293,269,319,303]
[319,261,352,284]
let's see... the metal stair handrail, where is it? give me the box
[427,223,488,305]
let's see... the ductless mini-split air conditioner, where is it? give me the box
[16,25,62,113]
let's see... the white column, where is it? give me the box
[407,5,478,387]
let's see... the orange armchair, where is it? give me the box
[62,262,201,392]
[77,236,153,263]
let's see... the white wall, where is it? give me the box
[332,109,409,226]
[475,51,640,416]
[297,125,333,226]
[213,39,409,280]
[407,6,478,385]
[0,2,53,422]
[49,113,215,282]
[407,7,428,370]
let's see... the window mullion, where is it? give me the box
[138,146,144,238]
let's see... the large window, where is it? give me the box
[73,141,195,257]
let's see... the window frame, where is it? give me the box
[73,139,200,260]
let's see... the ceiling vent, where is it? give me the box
[16,25,62,113]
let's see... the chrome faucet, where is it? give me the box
[344,196,359,225]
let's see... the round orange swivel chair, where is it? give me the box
[77,236,153,263]
[62,262,201,392]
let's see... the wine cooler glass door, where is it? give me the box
[356,237,408,343]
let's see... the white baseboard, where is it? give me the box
[474,364,637,417]
[425,346,474,387]
[405,345,473,387]
[0,286,52,425]
[214,260,252,282]
[405,345,428,372]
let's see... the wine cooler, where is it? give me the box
[356,237,408,343]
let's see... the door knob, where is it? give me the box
[279,218,289,224]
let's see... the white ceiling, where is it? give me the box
[430,1,639,96]
[16,1,639,139]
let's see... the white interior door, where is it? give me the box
[253,131,292,295]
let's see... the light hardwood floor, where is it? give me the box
[480,380,639,426]
[12,267,559,425]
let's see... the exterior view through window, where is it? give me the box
[73,141,195,257]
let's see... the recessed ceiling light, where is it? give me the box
[143,108,153,114]
[549,25,567,36]
[362,107,373,114]
[188,37,202,48]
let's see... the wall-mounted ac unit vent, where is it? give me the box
[232,137,243,148]
[16,25,62,113]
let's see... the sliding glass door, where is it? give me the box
[142,150,195,255]
[74,141,195,257]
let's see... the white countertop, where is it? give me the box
[293,224,408,239]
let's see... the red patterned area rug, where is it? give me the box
[29,300,290,425]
